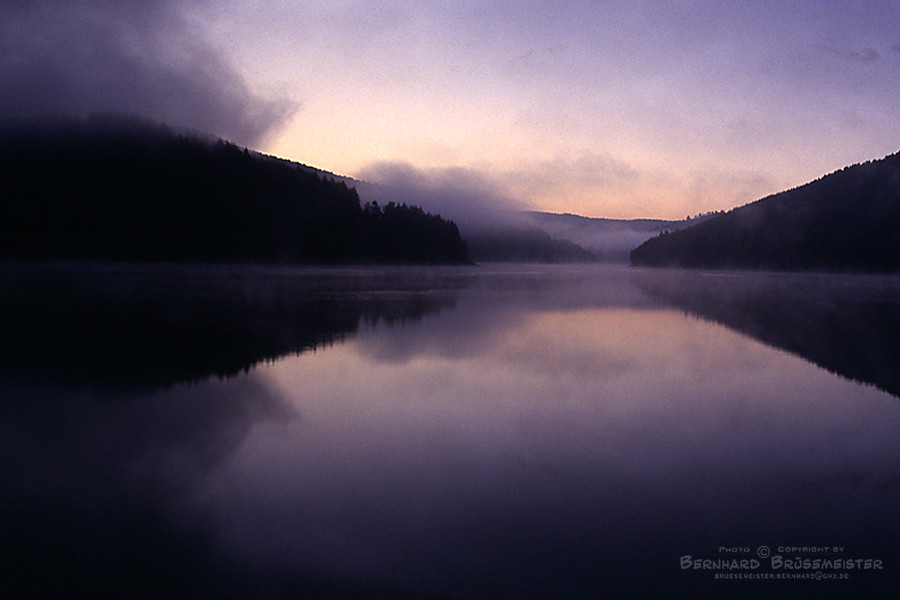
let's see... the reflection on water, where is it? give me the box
[632,268,900,399]
[0,263,459,391]
[1,263,899,598]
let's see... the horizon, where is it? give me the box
[232,130,900,224]
[3,2,900,220]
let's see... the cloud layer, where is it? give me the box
[0,0,293,146]
[355,162,526,231]
[6,1,900,219]
[357,154,777,224]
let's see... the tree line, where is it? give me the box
[0,114,470,265]
[631,150,900,272]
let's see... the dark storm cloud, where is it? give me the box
[0,0,294,146]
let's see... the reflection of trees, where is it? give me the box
[633,269,900,400]
[0,263,457,392]
[0,263,463,600]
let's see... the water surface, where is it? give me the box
[2,263,898,598]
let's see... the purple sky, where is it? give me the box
[3,1,900,218]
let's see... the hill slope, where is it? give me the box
[0,115,470,265]
[630,151,900,272]
[525,211,716,262]
[464,225,597,263]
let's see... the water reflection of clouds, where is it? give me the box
[353,294,527,363]
[5,264,900,598]
[228,299,900,596]
[351,266,658,366]
[0,372,296,597]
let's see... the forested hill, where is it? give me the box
[524,211,718,262]
[630,150,900,272]
[0,115,470,265]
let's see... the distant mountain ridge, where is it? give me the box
[464,224,597,263]
[452,210,714,264]
[631,150,900,272]
[522,211,716,262]
[0,114,470,265]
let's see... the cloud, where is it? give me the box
[816,43,880,62]
[497,152,640,203]
[355,162,526,231]
[504,43,568,71]
[491,152,694,219]
[0,0,295,146]
[355,153,774,224]
[684,169,776,213]
[498,152,781,219]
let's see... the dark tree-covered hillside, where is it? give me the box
[465,226,597,263]
[0,114,470,265]
[630,150,900,272]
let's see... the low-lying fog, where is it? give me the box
[353,163,693,262]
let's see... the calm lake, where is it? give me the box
[2,262,899,598]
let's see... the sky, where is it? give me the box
[3,1,900,219]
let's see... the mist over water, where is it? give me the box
[2,263,898,598]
